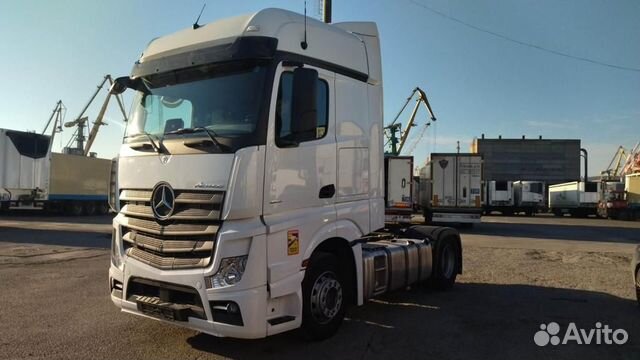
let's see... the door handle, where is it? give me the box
[319,184,335,199]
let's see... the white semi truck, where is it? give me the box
[108,9,462,340]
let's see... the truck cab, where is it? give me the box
[108,8,461,340]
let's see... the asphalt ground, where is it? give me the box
[1,212,639,360]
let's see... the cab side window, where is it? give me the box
[276,72,328,145]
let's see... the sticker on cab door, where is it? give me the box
[287,230,300,256]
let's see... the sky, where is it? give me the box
[0,0,638,177]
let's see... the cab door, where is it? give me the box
[262,63,337,291]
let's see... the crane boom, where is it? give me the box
[384,87,436,155]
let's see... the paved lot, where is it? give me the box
[1,213,639,360]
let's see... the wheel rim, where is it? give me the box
[441,244,456,279]
[310,271,343,325]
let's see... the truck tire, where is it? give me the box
[301,252,345,341]
[66,202,84,216]
[430,237,460,290]
[97,202,110,215]
[83,202,97,216]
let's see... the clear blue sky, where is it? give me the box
[1,0,638,177]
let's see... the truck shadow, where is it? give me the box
[0,211,114,224]
[461,222,640,244]
[0,226,111,248]
[185,283,640,360]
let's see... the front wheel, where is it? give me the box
[430,238,460,290]
[301,252,345,340]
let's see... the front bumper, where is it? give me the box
[109,261,269,339]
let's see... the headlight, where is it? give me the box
[207,256,248,289]
[110,230,122,269]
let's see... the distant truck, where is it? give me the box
[419,153,483,225]
[513,180,545,216]
[548,181,600,217]
[598,174,640,220]
[0,128,111,215]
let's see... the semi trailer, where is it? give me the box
[483,180,513,215]
[418,153,483,225]
[384,156,414,224]
[512,180,545,215]
[0,128,111,214]
[548,181,600,217]
[107,8,462,340]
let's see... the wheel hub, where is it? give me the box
[310,271,343,324]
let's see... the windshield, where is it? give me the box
[126,61,269,150]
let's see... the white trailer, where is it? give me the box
[108,8,462,341]
[0,129,51,209]
[513,180,545,215]
[0,128,112,215]
[548,181,600,217]
[419,153,483,224]
[384,156,413,224]
[483,180,513,215]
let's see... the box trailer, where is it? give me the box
[483,180,513,215]
[548,181,600,217]
[419,153,482,224]
[0,128,111,214]
[384,156,414,224]
[513,180,545,216]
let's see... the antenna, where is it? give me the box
[301,1,308,50]
[193,2,206,30]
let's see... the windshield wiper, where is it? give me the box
[126,131,162,153]
[165,127,227,151]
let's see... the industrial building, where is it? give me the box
[470,135,581,185]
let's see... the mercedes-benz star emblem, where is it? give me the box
[151,182,175,220]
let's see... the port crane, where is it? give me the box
[384,87,436,156]
[63,75,128,156]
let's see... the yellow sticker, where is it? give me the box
[287,230,299,256]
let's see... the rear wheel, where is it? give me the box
[430,238,460,290]
[97,202,110,215]
[83,202,97,216]
[301,252,345,340]
[66,202,84,216]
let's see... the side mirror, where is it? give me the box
[110,77,130,95]
[110,76,147,95]
[291,67,318,142]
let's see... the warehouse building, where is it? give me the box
[470,135,581,185]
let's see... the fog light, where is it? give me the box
[227,302,240,314]
[208,256,248,288]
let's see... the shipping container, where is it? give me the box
[419,153,482,224]
[548,181,600,217]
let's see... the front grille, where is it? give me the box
[120,188,223,270]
